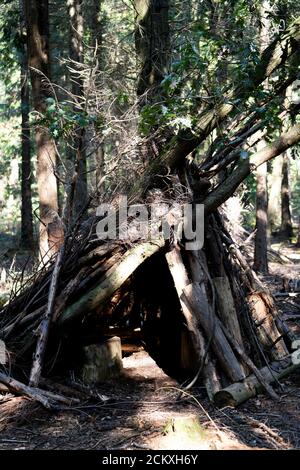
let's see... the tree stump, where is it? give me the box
[80,336,123,384]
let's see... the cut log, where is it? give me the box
[185,250,222,395]
[182,283,246,382]
[0,383,9,393]
[80,337,123,384]
[219,322,279,400]
[223,236,289,359]
[214,356,300,407]
[247,293,288,360]
[165,247,204,365]
[213,277,244,347]
[58,241,165,326]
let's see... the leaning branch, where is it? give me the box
[58,240,165,326]
[203,123,300,213]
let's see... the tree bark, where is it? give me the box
[67,0,87,219]
[253,2,271,273]
[281,152,293,238]
[20,0,34,250]
[91,0,105,193]
[268,155,283,233]
[254,161,269,273]
[135,0,170,100]
[25,0,58,259]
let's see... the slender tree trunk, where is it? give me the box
[281,152,293,239]
[67,0,87,219]
[91,0,105,193]
[20,0,34,250]
[297,218,300,247]
[254,161,269,273]
[268,155,283,233]
[25,0,58,259]
[253,0,271,273]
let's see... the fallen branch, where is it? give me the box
[0,372,68,409]
[214,356,300,406]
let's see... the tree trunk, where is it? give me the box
[297,218,300,247]
[281,152,293,239]
[91,0,105,193]
[253,1,271,273]
[254,161,268,273]
[135,0,170,100]
[215,356,300,407]
[25,0,58,259]
[268,155,283,233]
[20,0,34,250]
[67,0,87,219]
[135,0,170,165]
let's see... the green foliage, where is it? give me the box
[0,0,300,236]
[39,98,95,140]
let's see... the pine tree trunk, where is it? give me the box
[25,0,58,259]
[20,0,34,250]
[135,0,170,100]
[91,0,105,193]
[281,152,293,239]
[67,0,87,219]
[254,161,268,273]
[253,1,271,273]
[268,155,283,233]
[135,0,170,164]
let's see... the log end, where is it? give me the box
[80,336,123,384]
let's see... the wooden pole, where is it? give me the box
[29,245,65,387]
[182,282,246,382]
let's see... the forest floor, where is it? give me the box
[0,241,300,450]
